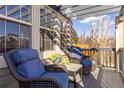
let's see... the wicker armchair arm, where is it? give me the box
[44,64,68,73]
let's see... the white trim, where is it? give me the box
[40,26,56,32]
[53,25,61,31]
[66,28,70,31]
[0,14,32,26]
[53,38,60,43]
[67,23,71,28]
[55,31,60,37]
[31,6,34,48]
[5,20,6,53]
[67,33,71,37]
[55,18,61,25]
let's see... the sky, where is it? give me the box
[72,12,119,37]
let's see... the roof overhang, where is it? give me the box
[60,5,122,20]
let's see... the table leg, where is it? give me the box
[73,72,77,88]
[80,68,82,80]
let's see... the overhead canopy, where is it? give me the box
[60,5,122,20]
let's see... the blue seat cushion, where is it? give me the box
[12,48,39,65]
[17,58,46,78]
[42,72,69,88]
[81,60,92,67]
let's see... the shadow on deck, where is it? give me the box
[0,67,124,88]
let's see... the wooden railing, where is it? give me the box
[82,48,116,68]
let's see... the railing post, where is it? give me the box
[97,49,100,66]
[114,48,116,68]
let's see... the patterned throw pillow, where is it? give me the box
[54,56,62,64]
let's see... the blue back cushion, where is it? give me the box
[70,48,84,59]
[12,48,46,78]
[81,60,92,67]
[17,58,45,78]
[72,46,83,52]
[12,48,39,65]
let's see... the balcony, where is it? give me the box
[0,48,124,88]
[0,5,124,88]
[0,64,123,88]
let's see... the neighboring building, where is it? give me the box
[40,5,78,58]
[0,5,78,68]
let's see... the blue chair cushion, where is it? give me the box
[42,72,68,88]
[17,58,46,78]
[12,48,39,65]
[72,46,83,52]
[70,48,85,59]
[81,60,92,67]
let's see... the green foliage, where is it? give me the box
[49,53,62,62]
[60,56,70,65]
[48,53,70,65]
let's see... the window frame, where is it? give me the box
[0,5,32,54]
[40,29,55,51]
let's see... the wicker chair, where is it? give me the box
[4,48,69,88]
[63,49,96,74]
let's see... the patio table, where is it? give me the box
[66,63,82,88]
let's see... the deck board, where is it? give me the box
[0,67,124,88]
[69,67,124,88]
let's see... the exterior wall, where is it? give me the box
[116,17,124,51]
[116,16,124,72]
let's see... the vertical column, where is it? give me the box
[32,5,41,53]
[116,16,124,72]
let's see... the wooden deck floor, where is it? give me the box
[69,67,124,88]
[0,67,124,88]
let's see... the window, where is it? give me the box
[40,29,55,50]
[20,24,31,48]
[0,5,32,23]
[7,5,20,20]
[0,19,5,53]
[44,31,55,50]
[0,5,6,15]
[21,6,32,23]
[6,21,19,52]
[0,5,32,54]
